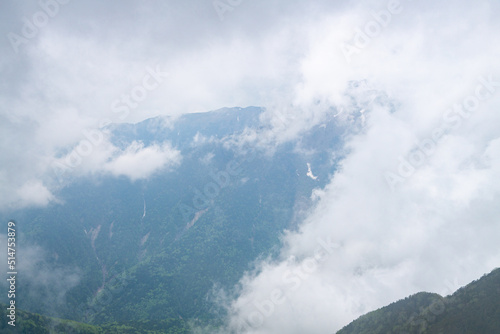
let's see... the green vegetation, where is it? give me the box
[1,108,498,333]
[1,303,102,333]
[0,108,342,330]
[0,303,190,333]
[337,268,500,334]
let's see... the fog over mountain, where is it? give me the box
[1,0,500,333]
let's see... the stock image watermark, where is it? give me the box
[177,150,256,225]
[340,0,403,63]
[213,0,244,21]
[51,64,169,183]
[384,74,500,190]
[406,295,446,332]
[7,0,72,54]
[405,276,464,331]
[76,269,132,323]
[234,237,339,331]
[6,221,17,327]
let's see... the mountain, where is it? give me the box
[0,106,348,331]
[337,267,500,334]
[0,303,186,333]
[1,303,102,334]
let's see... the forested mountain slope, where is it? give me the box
[1,106,348,330]
[337,268,500,334]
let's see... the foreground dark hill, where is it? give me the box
[337,268,500,334]
[0,303,186,333]
[0,106,349,330]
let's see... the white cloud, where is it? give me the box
[1,1,500,332]
[7,180,56,209]
[192,132,217,147]
[49,134,182,186]
[103,141,181,181]
[200,152,216,165]
[0,237,81,314]
[210,1,500,333]
[220,106,500,333]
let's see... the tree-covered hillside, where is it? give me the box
[337,268,500,334]
[0,303,189,333]
[0,107,347,330]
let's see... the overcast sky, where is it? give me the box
[1,0,500,333]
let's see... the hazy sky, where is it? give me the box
[1,0,500,333]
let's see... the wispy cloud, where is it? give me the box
[0,235,81,316]
[103,141,181,181]
[1,1,500,332]
[202,1,500,333]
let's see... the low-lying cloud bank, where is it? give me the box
[1,1,499,332]
[203,1,500,333]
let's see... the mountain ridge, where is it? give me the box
[337,267,500,334]
[0,106,344,331]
